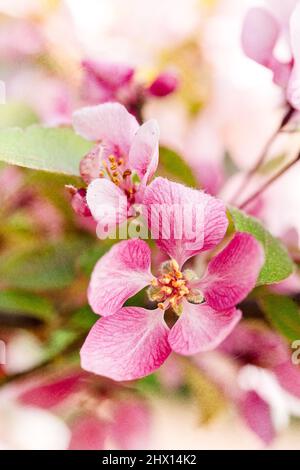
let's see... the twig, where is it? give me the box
[239,152,300,210]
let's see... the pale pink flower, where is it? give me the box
[219,323,300,444]
[242,2,300,109]
[72,102,159,230]
[17,370,151,450]
[81,60,135,105]
[68,400,151,450]
[80,178,264,381]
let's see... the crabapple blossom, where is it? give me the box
[72,102,159,231]
[242,1,300,109]
[80,178,264,381]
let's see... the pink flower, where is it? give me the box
[242,2,300,109]
[72,102,160,231]
[220,323,300,444]
[81,60,135,105]
[81,60,179,117]
[80,178,264,381]
[147,71,179,98]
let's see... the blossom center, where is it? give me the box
[99,154,137,201]
[147,259,203,315]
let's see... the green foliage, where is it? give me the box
[0,290,55,320]
[0,240,85,291]
[159,146,197,187]
[229,207,294,285]
[259,294,300,342]
[0,125,92,175]
[0,102,39,128]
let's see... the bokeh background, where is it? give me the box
[0,0,300,450]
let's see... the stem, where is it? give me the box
[238,152,300,210]
[229,105,295,204]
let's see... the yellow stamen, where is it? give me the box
[123,169,132,179]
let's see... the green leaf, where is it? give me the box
[0,241,84,291]
[259,294,300,341]
[45,328,79,358]
[135,373,161,393]
[0,290,55,320]
[69,305,96,331]
[229,207,294,285]
[0,102,39,128]
[0,125,92,175]
[159,146,197,187]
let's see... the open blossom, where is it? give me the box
[72,102,159,231]
[17,370,151,450]
[80,178,264,381]
[242,1,300,109]
[220,323,300,444]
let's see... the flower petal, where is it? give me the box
[128,119,159,187]
[287,3,300,110]
[73,103,139,156]
[241,8,279,68]
[82,60,134,91]
[69,415,108,450]
[196,233,264,311]
[79,145,103,184]
[239,391,275,445]
[111,400,151,450]
[274,361,300,399]
[86,177,128,228]
[88,239,153,316]
[80,307,171,381]
[168,300,241,355]
[143,177,228,267]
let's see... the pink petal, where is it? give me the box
[239,391,275,445]
[148,71,179,97]
[86,177,128,228]
[287,4,300,109]
[19,373,82,409]
[80,307,171,381]
[274,361,300,399]
[69,415,108,450]
[70,188,92,218]
[241,8,280,68]
[79,145,103,184]
[82,60,134,91]
[143,177,228,267]
[111,400,151,450]
[168,300,241,355]
[88,239,153,316]
[196,233,264,311]
[128,119,159,187]
[72,103,139,156]
[220,323,289,368]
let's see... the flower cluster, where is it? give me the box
[71,103,265,381]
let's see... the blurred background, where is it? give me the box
[0,0,300,450]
